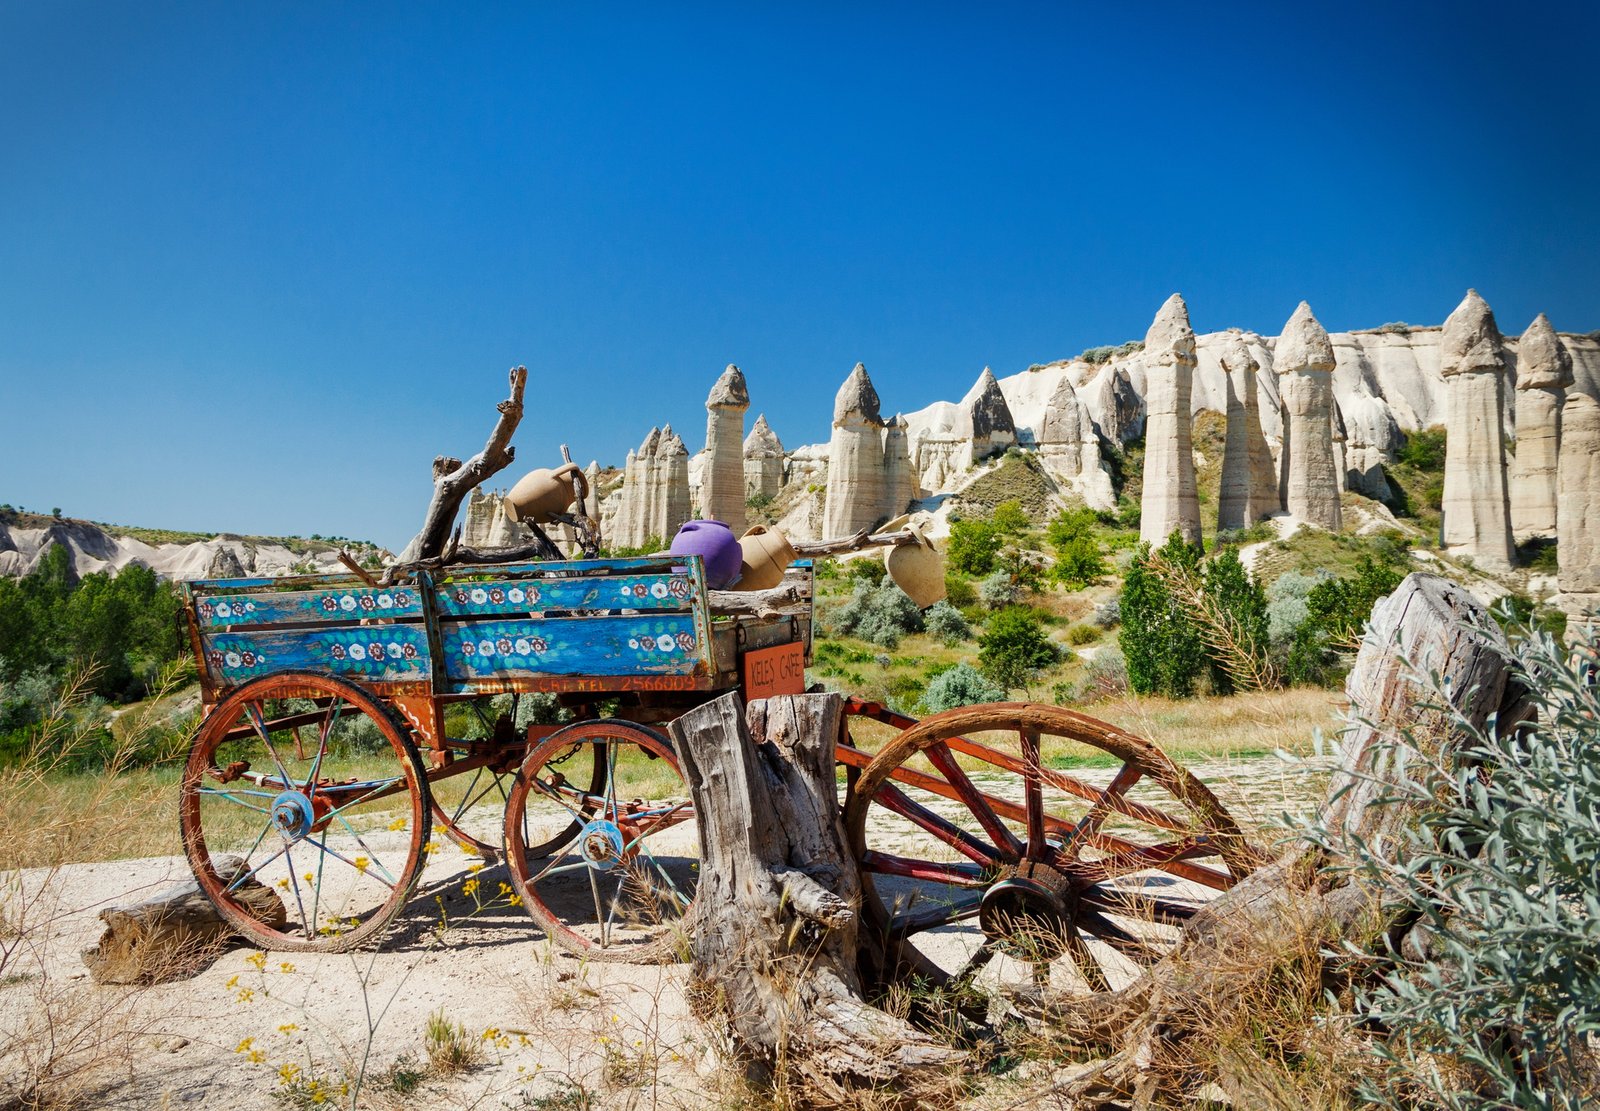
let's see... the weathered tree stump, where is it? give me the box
[81,856,285,984]
[670,692,965,1102]
[1047,572,1519,1105]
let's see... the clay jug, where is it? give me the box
[670,519,743,589]
[737,525,797,591]
[884,520,945,607]
[503,462,586,524]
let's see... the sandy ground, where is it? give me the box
[0,752,1331,1110]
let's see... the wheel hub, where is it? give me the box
[577,819,626,871]
[979,860,1079,960]
[271,791,316,840]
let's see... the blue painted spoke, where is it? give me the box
[632,839,691,911]
[529,779,593,823]
[245,702,297,791]
[333,813,399,885]
[528,836,584,884]
[306,698,344,805]
[305,834,397,891]
[588,867,608,948]
[197,788,272,814]
[319,777,407,826]
[226,840,290,893]
[283,843,312,937]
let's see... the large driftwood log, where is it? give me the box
[789,528,917,558]
[81,856,286,984]
[1047,572,1517,1106]
[670,692,965,1102]
[395,366,528,565]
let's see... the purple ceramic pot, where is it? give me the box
[670,519,743,589]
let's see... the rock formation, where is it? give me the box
[1331,399,1348,492]
[964,368,1017,462]
[743,414,785,503]
[1139,294,1202,546]
[1217,333,1277,529]
[699,364,749,530]
[1558,391,1600,634]
[1275,302,1342,532]
[612,425,691,549]
[1439,290,1514,572]
[1037,375,1115,509]
[1510,314,1572,541]
[881,414,918,523]
[462,487,526,548]
[823,363,889,537]
[1092,365,1145,445]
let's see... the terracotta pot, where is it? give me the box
[737,525,796,591]
[503,462,586,524]
[884,521,945,608]
[670,519,743,589]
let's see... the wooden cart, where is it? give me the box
[179,552,1261,989]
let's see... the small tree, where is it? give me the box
[1046,507,1108,590]
[978,607,1057,692]
[920,663,1005,713]
[1118,533,1206,698]
[1199,549,1270,696]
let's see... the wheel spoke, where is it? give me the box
[1078,885,1202,925]
[924,741,1024,860]
[587,867,609,948]
[873,781,1001,868]
[1021,727,1045,858]
[888,892,983,936]
[318,776,408,827]
[303,833,397,891]
[333,813,399,886]
[860,849,987,887]
[197,787,273,813]
[1060,928,1111,993]
[306,698,343,805]
[244,701,296,790]
[1061,763,1143,860]
[225,839,292,893]
[1077,908,1160,964]
[283,842,312,938]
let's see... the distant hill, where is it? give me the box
[0,511,389,581]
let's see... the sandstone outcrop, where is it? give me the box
[462,487,527,548]
[1275,302,1342,531]
[1510,314,1572,541]
[743,414,785,503]
[1092,365,1144,444]
[965,367,1017,462]
[881,414,918,524]
[1331,399,1348,492]
[1439,290,1515,572]
[1037,375,1115,510]
[699,364,749,530]
[1217,332,1277,528]
[612,425,691,549]
[1558,391,1600,596]
[823,363,890,537]
[1139,294,1202,546]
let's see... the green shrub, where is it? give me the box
[832,581,925,647]
[920,663,1005,713]
[1266,571,1321,644]
[947,502,1028,578]
[977,571,1020,610]
[924,601,971,644]
[1046,507,1108,589]
[943,574,977,609]
[1201,548,1269,696]
[1065,624,1099,646]
[1305,620,1600,1109]
[1398,426,1447,471]
[978,607,1058,691]
[1282,557,1403,686]
[1118,534,1206,698]
[847,558,887,585]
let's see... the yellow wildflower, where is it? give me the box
[388,816,407,831]
[278,1062,301,1085]
[353,856,369,874]
[278,961,295,974]
[234,1037,254,1053]
[462,878,479,897]
[278,1023,299,1034]
[245,951,267,971]
[467,862,484,875]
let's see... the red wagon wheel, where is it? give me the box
[179,672,432,952]
[503,719,698,964]
[842,702,1266,994]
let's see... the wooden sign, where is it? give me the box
[741,641,806,700]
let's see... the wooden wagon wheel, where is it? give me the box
[842,702,1267,994]
[503,719,698,964]
[179,672,432,952]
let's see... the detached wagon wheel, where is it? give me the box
[180,672,432,952]
[842,702,1265,995]
[504,720,698,964]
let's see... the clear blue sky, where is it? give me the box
[3,2,1597,550]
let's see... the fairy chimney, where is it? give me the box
[743,414,785,503]
[823,363,889,537]
[1557,392,1600,596]
[1510,314,1572,541]
[1275,302,1342,532]
[658,427,692,541]
[1038,375,1115,510]
[1139,294,1202,546]
[963,367,1017,463]
[1439,290,1515,572]
[881,414,918,522]
[1217,333,1277,529]
[699,364,750,530]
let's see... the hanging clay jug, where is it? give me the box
[737,525,797,591]
[884,520,945,608]
[670,519,743,589]
[503,462,586,524]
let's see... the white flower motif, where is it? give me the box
[224,651,242,668]
[339,596,357,612]
[514,638,532,655]
[470,588,488,604]
[508,587,525,603]
[244,602,256,612]
[377,593,394,609]
[348,643,367,661]
[216,602,233,618]
[478,639,496,657]
[656,634,676,652]
[650,582,668,599]
[628,638,639,649]
[388,643,404,659]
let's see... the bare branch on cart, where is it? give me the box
[789,527,918,557]
[397,366,529,565]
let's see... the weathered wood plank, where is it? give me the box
[191,584,425,628]
[433,572,698,618]
[439,615,708,679]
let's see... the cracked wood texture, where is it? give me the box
[670,692,964,1100]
